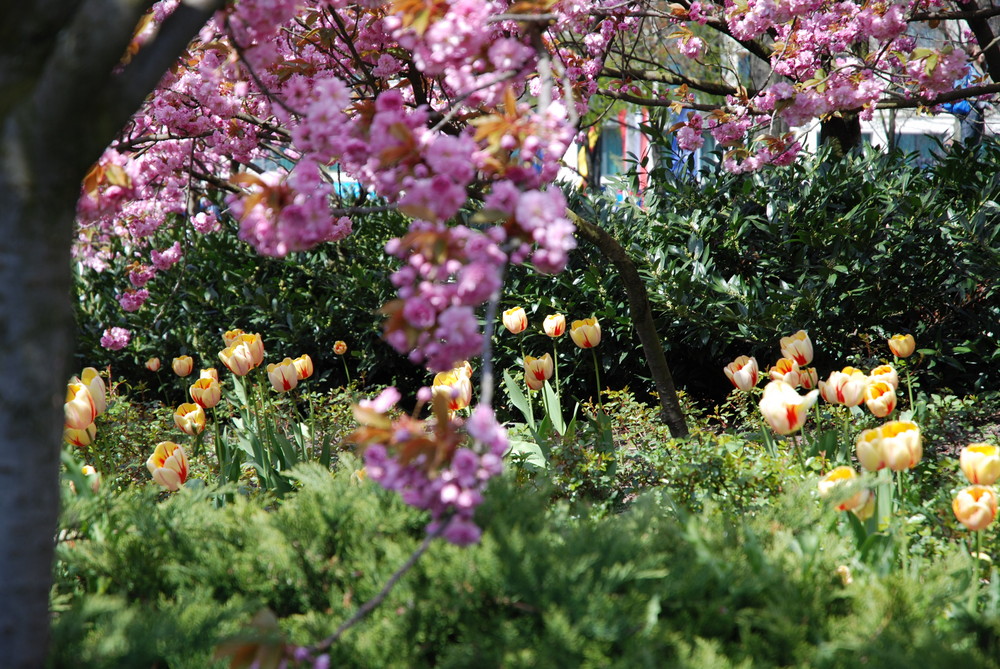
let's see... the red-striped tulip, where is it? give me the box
[960,443,1000,485]
[769,358,800,386]
[145,357,161,372]
[798,367,819,390]
[333,340,347,355]
[864,381,897,418]
[543,313,566,337]
[869,364,899,390]
[432,368,473,412]
[174,402,206,436]
[524,353,554,391]
[81,367,107,415]
[172,355,194,377]
[219,342,254,376]
[819,369,867,407]
[818,466,872,513]
[267,358,299,392]
[723,356,759,391]
[223,329,244,347]
[888,334,915,358]
[779,330,813,366]
[293,354,314,380]
[200,367,219,383]
[189,377,222,409]
[65,381,97,430]
[953,485,998,531]
[65,422,97,448]
[146,441,189,491]
[238,333,265,368]
[758,380,819,435]
[570,317,601,349]
[858,421,921,472]
[502,307,528,334]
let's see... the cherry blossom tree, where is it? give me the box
[3,0,998,663]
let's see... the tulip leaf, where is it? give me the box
[542,380,565,435]
[507,439,547,470]
[503,369,536,430]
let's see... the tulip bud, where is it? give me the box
[172,355,194,377]
[953,485,998,531]
[724,356,759,391]
[333,341,348,355]
[65,381,97,430]
[959,443,1000,485]
[502,307,528,334]
[81,367,107,415]
[189,377,222,409]
[146,441,189,491]
[779,330,813,366]
[864,381,897,418]
[81,464,101,493]
[758,380,819,435]
[293,354,314,380]
[888,334,916,358]
[524,353,554,391]
[569,317,601,349]
[145,357,161,372]
[174,402,207,436]
[266,358,299,392]
[543,313,566,337]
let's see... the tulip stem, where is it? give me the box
[552,340,561,399]
[212,407,226,485]
[897,471,908,575]
[520,343,534,426]
[591,348,604,414]
[342,356,352,387]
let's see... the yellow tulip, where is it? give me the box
[818,466,872,513]
[219,342,254,376]
[189,377,222,409]
[878,421,922,471]
[758,380,819,435]
[724,356,759,391]
[855,426,886,472]
[768,357,800,386]
[888,334,915,358]
[223,328,244,347]
[523,353,554,391]
[64,422,97,448]
[172,355,194,377]
[174,402,207,436]
[864,381,897,418]
[960,443,1000,485]
[293,354,314,380]
[145,357,161,372]
[953,485,998,531]
[64,381,97,430]
[333,340,347,355]
[146,441,189,491]
[543,313,566,337]
[432,368,472,412]
[81,367,107,415]
[200,367,220,383]
[779,330,813,366]
[569,317,601,349]
[267,358,299,392]
[869,364,899,390]
[502,307,528,334]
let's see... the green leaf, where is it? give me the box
[504,369,535,430]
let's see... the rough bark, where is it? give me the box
[568,210,689,438]
[819,113,863,153]
[0,2,222,665]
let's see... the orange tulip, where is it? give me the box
[293,354,314,380]
[174,402,207,436]
[960,443,1000,485]
[219,342,254,376]
[758,380,818,435]
[145,357,161,372]
[81,367,107,415]
[724,356,759,391]
[64,422,97,448]
[768,358,800,386]
[888,334,915,358]
[502,307,528,334]
[543,313,566,337]
[64,381,97,430]
[864,381,897,418]
[146,441,189,491]
[333,340,347,355]
[779,330,813,366]
[189,377,222,409]
[432,368,472,412]
[172,355,194,377]
[267,358,299,392]
[569,317,601,349]
[953,485,998,531]
[524,353,554,391]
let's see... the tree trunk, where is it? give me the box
[819,113,863,155]
[568,211,689,438]
[0,2,223,664]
